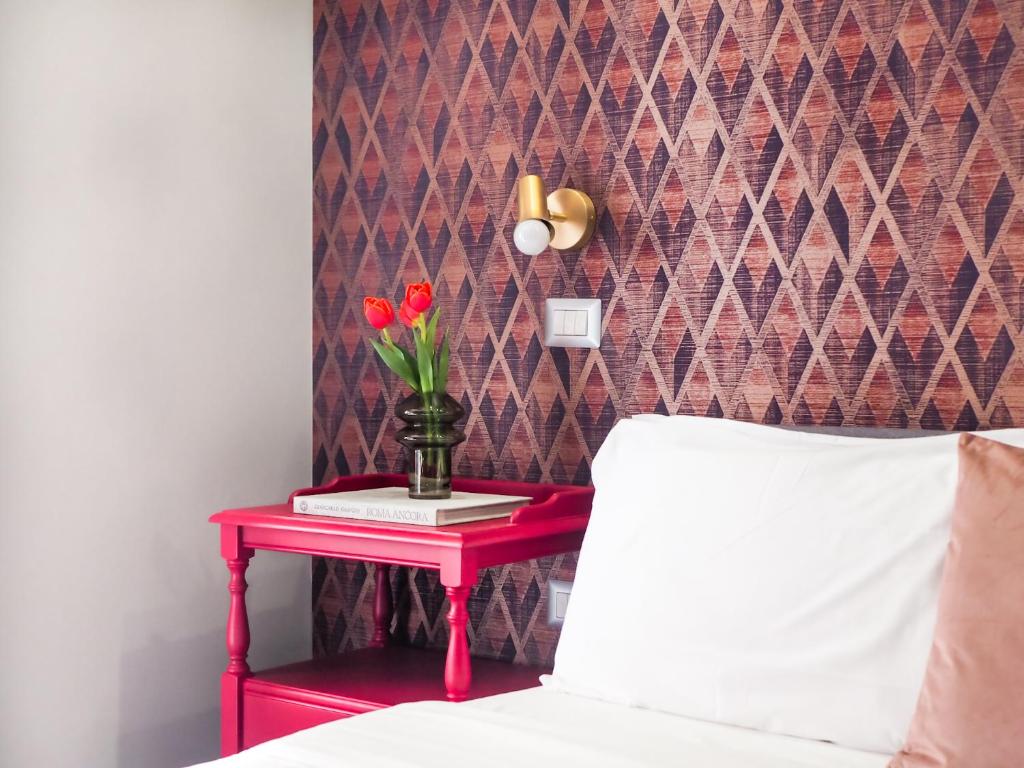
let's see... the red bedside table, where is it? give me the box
[210,473,593,755]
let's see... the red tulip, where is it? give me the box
[363,297,395,330]
[398,299,419,328]
[404,281,433,314]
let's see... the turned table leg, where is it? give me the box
[443,585,472,702]
[371,564,392,648]
[220,553,251,756]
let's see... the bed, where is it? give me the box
[189,417,1024,767]
[191,686,890,768]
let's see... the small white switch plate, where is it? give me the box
[544,299,601,348]
[547,578,573,627]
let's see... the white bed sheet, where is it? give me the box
[191,687,891,768]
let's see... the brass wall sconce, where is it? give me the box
[513,175,596,256]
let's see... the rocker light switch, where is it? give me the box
[544,299,601,348]
[556,309,588,335]
[547,578,574,627]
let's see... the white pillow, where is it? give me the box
[545,418,1024,753]
[632,413,938,446]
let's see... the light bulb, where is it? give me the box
[513,219,552,256]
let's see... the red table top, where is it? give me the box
[210,474,593,582]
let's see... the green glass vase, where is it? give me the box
[394,392,466,499]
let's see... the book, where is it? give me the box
[292,486,532,526]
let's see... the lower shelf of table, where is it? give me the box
[240,645,550,749]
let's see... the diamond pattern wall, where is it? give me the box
[313,0,1024,666]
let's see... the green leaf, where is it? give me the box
[370,339,420,392]
[435,331,449,393]
[394,343,418,381]
[413,328,434,393]
[426,308,440,350]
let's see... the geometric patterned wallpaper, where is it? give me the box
[311,0,1024,666]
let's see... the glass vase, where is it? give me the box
[394,392,466,499]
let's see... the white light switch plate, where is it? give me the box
[544,298,601,348]
[547,578,573,627]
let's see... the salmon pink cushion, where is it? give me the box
[891,434,1024,767]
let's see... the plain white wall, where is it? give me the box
[0,2,313,766]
